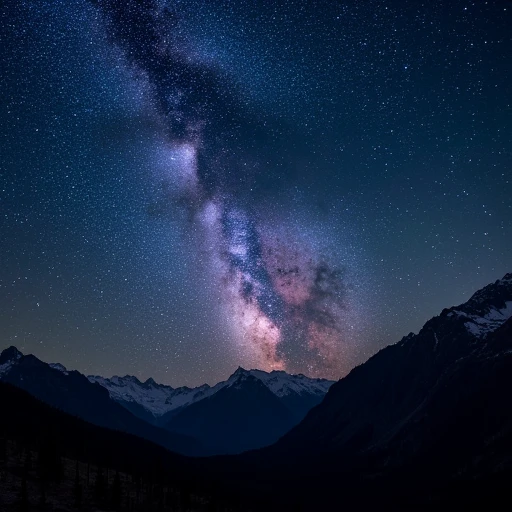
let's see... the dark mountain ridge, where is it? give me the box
[0,348,202,456]
[0,346,333,456]
[192,273,512,509]
[276,273,512,457]
[165,371,297,454]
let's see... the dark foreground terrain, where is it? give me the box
[1,275,512,511]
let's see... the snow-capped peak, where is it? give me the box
[0,346,23,377]
[221,367,333,397]
[226,370,259,390]
[465,273,512,308]
[454,302,512,338]
[49,362,68,374]
[229,366,250,380]
[88,367,334,418]
[447,273,512,339]
[0,346,23,364]
[245,369,334,397]
[87,374,211,417]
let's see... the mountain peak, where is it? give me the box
[232,366,249,377]
[228,367,255,386]
[121,375,143,384]
[0,346,23,365]
[274,273,512,480]
[49,362,67,373]
[446,272,512,338]
[466,273,512,305]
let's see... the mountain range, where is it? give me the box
[0,346,201,455]
[1,273,511,510]
[0,346,333,455]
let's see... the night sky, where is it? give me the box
[1,0,510,386]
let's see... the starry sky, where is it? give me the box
[1,0,510,386]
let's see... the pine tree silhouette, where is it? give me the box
[180,488,192,511]
[25,451,32,471]
[74,459,83,509]
[18,463,29,512]
[37,436,63,483]
[38,480,47,510]
[111,470,122,511]
[94,466,107,507]
[0,437,7,462]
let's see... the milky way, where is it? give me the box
[90,0,362,376]
[2,0,510,386]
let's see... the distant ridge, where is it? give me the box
[0,347,202,456]
[0,347,334,456]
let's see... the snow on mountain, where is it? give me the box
[87,374,211,417]
[244,368,333,397]
[0,341,334,423]
[274,272,512,461]
[1,351,70,377]
[0,347,202,455]
[0,361,13,376]
[0,346,23,376]
[451,302,512,337]
[220,367,333,398]
[3,274,510,427]
[89,367,334,419]
[49,363,69,374]
[447,274,512,338]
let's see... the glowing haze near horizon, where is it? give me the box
[1,0,510,386]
